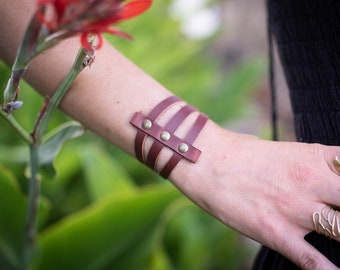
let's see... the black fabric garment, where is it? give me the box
[253,0,340,269]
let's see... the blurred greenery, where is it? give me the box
[0,0,265,269]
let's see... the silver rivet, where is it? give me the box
[160,131,171,141]
[178,143,189,153]
[142,119,152,129]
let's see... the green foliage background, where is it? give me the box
[0,1,265,269]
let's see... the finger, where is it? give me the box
[317,181,340,211]
[322,148,340,176]
[313,154,340,207]
[280,235,340,270]
[311,206,340,241]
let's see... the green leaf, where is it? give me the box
[0,145,28,163]
[35,121,84,179]
[0,238,21,270]
[106,237,173,270]
[81,145,136,202]
[164,203,253,270]
[0,164,50,269]
[0,165,24,269]
[39,141,84,220]
[32,185,181,270]
[148,247,172,270]
[102,228,172,270]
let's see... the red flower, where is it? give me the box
[36,0,152,49]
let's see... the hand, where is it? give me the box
[171,125,340,270]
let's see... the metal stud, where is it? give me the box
[142,119,152,129]
[160,131,171,141]
[178,143,189,153]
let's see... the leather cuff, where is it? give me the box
[130,96,208,179]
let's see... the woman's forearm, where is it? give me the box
[0,0,180,151]
[0,0,230,184]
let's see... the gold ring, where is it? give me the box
[313,206,340,238]
[334,156,340,173]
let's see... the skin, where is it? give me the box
[1,1,340,269]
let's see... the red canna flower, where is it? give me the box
[36,0,152,50]
[4,0,151,105]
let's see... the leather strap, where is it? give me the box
[134,96,181,162]
[146,104,196,170]
[130,96,208,179]
[131,112,202,162]
[160,112,208,178]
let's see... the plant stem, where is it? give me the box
[0,111,33,144]
[23,144,40,269]
[22,47,87,268]
[36,47,86,139]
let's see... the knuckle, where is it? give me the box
[288,163,320,187]
[287,144,326,186]
[305,143,324,157]
[299,252,321,270]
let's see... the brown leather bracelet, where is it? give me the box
[130,96,208,179]
[146,104,196,170]
[134,96,182,162]
[160,112,208,178]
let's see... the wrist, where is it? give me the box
[168,120,235,193]
[168,121,260,217]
